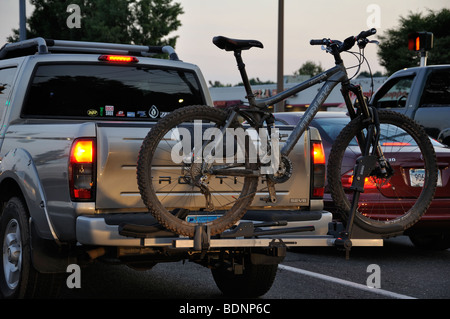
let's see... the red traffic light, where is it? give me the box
[408,32,433,51]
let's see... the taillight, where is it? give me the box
[382,142,411,146]
[69,138,95,200]
[311,141,326,198]
[98,55,139,63]
[341,170,391,190]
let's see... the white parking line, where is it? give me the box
[279,264,416,299]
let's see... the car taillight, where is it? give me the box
[382,142,411,146]
[311,141,326,198]
[69,138,95,200]
[341,170,391,190]
[98,55,139,63]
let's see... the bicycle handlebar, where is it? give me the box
[310,28,376,52]
[356,28,377,39]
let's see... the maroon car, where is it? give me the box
[274,111,450,250]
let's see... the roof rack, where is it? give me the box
[0,37,180,61]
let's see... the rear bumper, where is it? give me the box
[75,210,334,247]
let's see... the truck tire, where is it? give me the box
[211,262,278,298]
[0,197,62,298]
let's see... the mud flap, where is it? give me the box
[30,219,75,273]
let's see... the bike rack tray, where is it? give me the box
[138,234,383,249]
[167,236,383,249]
[77,215,384,249]
[121,217,384,249]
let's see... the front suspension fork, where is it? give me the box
[336,84,388,258]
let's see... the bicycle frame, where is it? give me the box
[264,65,348,157]
[213,42,378,179]
[236,59,353,159]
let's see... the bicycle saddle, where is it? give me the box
[213,36,264,51]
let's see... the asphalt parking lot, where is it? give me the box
[60,236,450,300]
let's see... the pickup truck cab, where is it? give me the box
[0,38,331,298]
[370,65,450,146]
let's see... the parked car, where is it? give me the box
[274,111,450,250]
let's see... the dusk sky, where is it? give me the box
[1,0,448,84]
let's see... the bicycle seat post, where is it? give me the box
[234,50,256,106]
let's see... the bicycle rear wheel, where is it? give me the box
[327,111,438,236]
[137,105,258,237]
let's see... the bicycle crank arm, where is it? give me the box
[260,179,277,203]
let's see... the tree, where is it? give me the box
[129,0,182,47]
[377,8,450,75]
[236,78,275,86]
[357,71,384,78]
[208,80,232,88]
[8,0,183,47]
[294,61,324,77]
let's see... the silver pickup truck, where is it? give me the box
[0,38,332,298]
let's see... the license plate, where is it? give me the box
[186,215,221,223]
[409,169,442,187]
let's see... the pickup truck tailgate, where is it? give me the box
[96,123,149,209]
[95,122,314,211]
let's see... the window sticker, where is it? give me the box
[137,111,147,118]
[105,105,114,116]
[149,105,160,118]
[87,109,98,116]
[116,110,125,117]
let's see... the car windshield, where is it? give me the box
[22,63,204,120]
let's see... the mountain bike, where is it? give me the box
[137,29,438,241]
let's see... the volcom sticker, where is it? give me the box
[149,105,160,118]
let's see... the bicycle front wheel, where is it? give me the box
[137,105,259,237]
[327,110,438,236]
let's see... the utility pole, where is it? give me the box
[19,0,27,41]
[275,0,284,112]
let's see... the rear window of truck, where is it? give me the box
[22,63,205,120]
